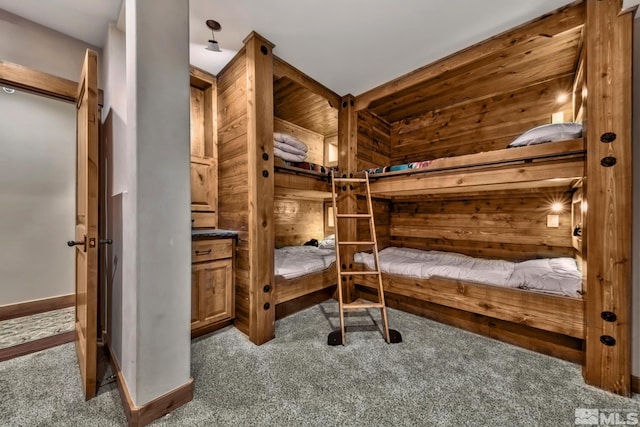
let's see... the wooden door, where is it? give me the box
[70,49,99,400]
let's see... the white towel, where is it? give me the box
[274,147,306,162]
[274,140,306,156]
[274,132,308,153]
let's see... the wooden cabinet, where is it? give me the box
[191,238,235,337]
[190,67,217,229]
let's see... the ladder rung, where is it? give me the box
[333,178,367,183]
[338,241,375,245]
[340,271,380,276]
[343,299,384,310]
[336,214,371,218]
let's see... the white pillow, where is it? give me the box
[506,258,582,297]
[508,123,582,148]
[318,234,335,249]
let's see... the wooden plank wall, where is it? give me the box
[389,76,574,164]
[217,49,250,336]
[274,198,325,247]
[274,117,324,164]
[357,110,391,170]
[390,189,575,261]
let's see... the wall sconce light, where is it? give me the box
[550,201,564,213]
[205,19,222,52]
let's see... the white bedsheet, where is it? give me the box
[274,246,336,280]
[354,247,582,297]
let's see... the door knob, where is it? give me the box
[100,239,113,245]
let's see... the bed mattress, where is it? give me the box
[354,247,582,297]
[274,246,336,280]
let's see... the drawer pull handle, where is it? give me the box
[195,249,212,255]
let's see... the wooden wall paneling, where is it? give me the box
[273,77,339,137]
[373,29,581,123]
[391,237,575,262]
[389,190,574,260]
[273,56,341,110]
[583,0,632,396]
[354,2,585,112]
[217,51,250,335]
[389,76,575,163]
[274,198,325,247]
[356,196,390,250]
[274,117,325,164]
[244,32,275,345]
[357,110,391,171]
[337,95,358,302]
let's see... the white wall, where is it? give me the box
[0,8,101,307]
[0,90,75,305]
[0,9,101,84]
[125,0,191,405]
[632,16,639,378]
[102,22,129,381]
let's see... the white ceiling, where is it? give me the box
[2,0,639,96]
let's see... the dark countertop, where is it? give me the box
[191,229,238,240]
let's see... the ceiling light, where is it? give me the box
[2,87,15,94]
[205,19,222,52]
[556,92,568,103]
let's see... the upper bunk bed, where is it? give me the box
[272,58,339,200]
[366,136,585,197]
[351,2,587,199]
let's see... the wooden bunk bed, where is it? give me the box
[365,138,585,197]
[215,0,631,396]
[216,34,341,345]
[338,0,632,396]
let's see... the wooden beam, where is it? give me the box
[354,1,585,111]
[337,95,358,303]
[583,0,633,396]
[245,32,276,345]
[273,56,341,109]
[0,60,76,102]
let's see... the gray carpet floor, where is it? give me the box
[1,301,639,426]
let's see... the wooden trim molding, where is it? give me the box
[106,342,193,427]
[0,331,74,362]
[0,294,74,321]
[0,60,77,102]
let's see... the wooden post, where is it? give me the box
[338,94,358,303]
[583,0,632,396]
[245,32,276,344]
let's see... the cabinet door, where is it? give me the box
[193,259,234,326]
[190,157,216,215]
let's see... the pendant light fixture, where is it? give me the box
[205,19,222,52]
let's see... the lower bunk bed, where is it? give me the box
[273,245,337,319]
[353,247,585,363]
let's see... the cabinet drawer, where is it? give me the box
[192,239,233,262]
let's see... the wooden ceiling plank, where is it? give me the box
[354,1,585,111]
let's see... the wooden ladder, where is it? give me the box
[328,171,401,346]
